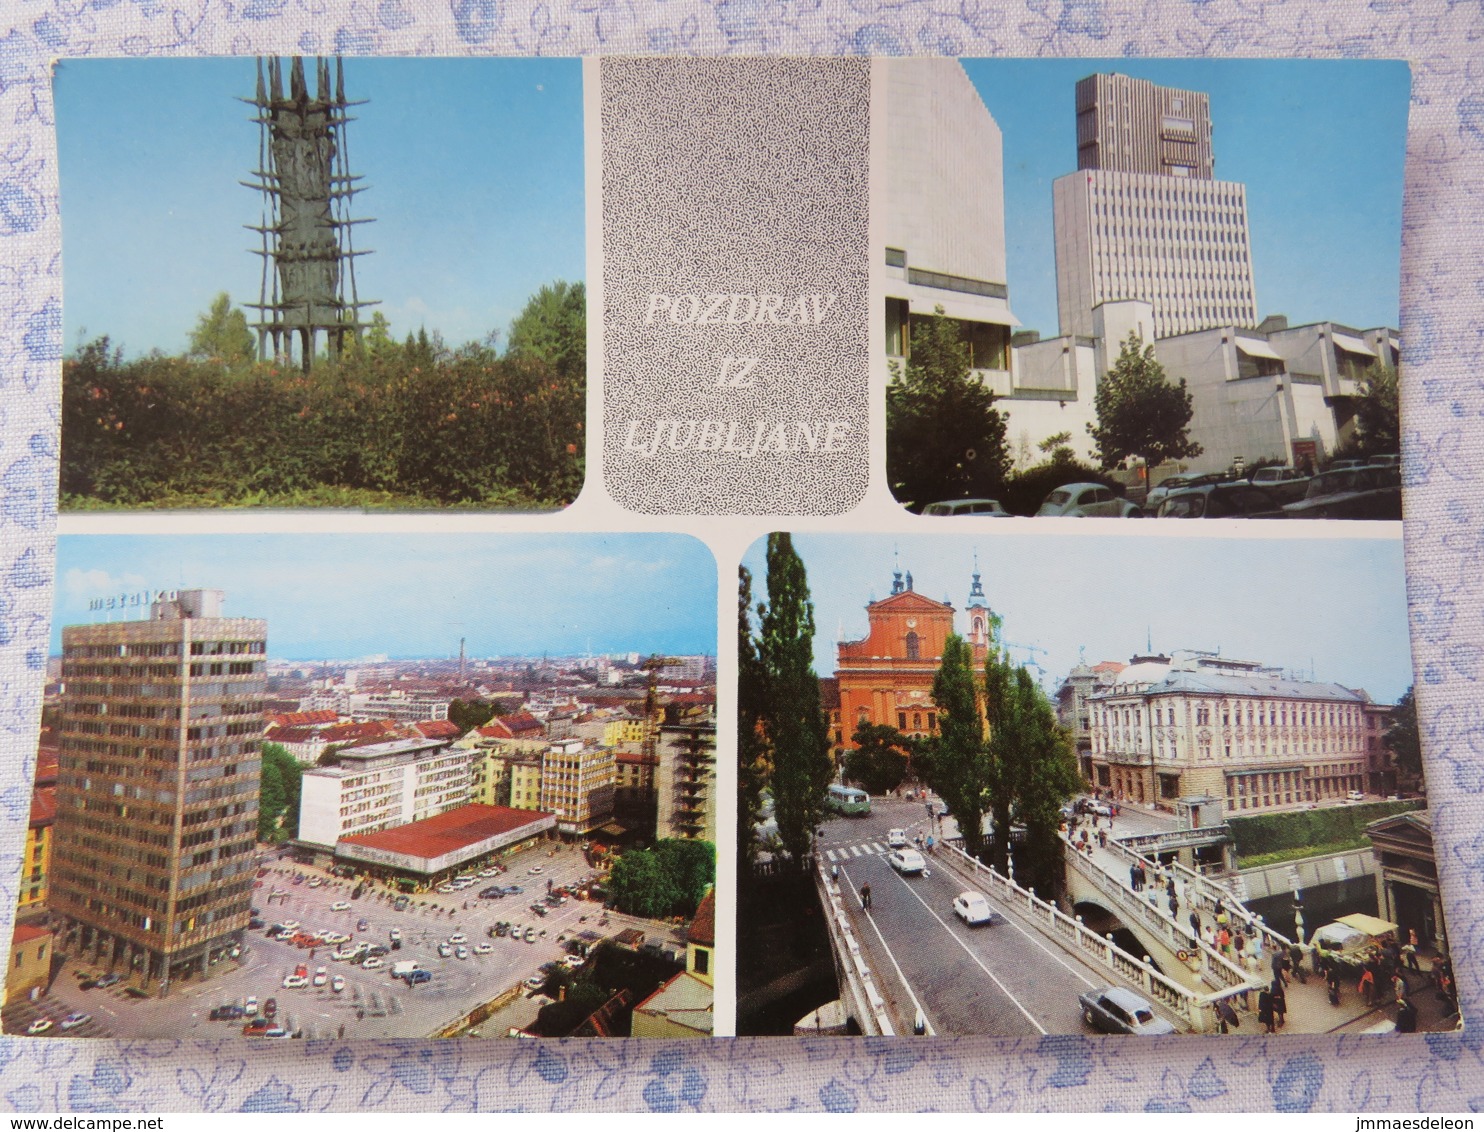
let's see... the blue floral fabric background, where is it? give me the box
[1,0,1483,1112]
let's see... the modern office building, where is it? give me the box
[1054,73,1257,340]
[298,736,471,848]
[539,738,616,837]
[50,589,266,993]
[880,60,1018,384]
[1087,650,1379,813]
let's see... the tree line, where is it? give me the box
[61,282,585,510]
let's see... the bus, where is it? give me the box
[825,784,871,816]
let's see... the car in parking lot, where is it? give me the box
[404,968,433,986]
[263,998,277,1019]
[392,896,410,911]
[952,891,997,925]
[360,957,384,970]
[319,931,349,945]
[1078,987,1177,1035]
[438,943,453,958]
[474,942,493,955]
[455,945,469,960]
[560,954,585,970]
[449,932,467,944]
[59,1012,93,1031]
[331,976,346,993]
[357,918,370,932]
[1036,482,1141,518]
[330,901,351,912]
[1347,790,1366,802]
[920,498,1012,518]
[1282,465,1402,520]
[312,966,328,987]
[282,974,308,989]
[1144,473,1226,511]
[95,973,122,989]
[1155,482,1284,519]
[307,877,323,888]
[887,848,927,875]
[244,995,259,1015]
[210,1004,246,1021]
[524,927,538,942]
[388,928,401,943]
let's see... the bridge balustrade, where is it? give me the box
[812,863,896,1036]
[937,842,1231,1033]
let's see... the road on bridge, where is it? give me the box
[818,794,1179,1037]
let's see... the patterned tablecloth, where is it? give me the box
[1,0,1482,1112]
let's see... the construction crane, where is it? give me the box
[1003,639,1050,686]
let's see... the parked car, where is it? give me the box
[312,966,328,987]
[405,968,433,986]
[360,957,384,970]
[920,498,1012,518]
[952,891,997,926]
[282,974,308,989]
[330,901,351,912]
[455,946,469,960]
[26,1018,53,1035]
[95,973,122,989]
[331,975,346,993]
[1347,790,1366,802]
[1283,465,1402,520]
[263,997,277,1019]
[438,943,453,958]
[1245,465,1313,504]
[1155,482,1284,519]
[1036,483,1141,518]
[1145,473,1226,510]
[392,896,410,911]
[1078,987,1177,1035]
[887,848,927,875]
[59,1012,92,1031]
[209,1004,246,1021]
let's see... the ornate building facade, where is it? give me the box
[831,567,993,761]
[1088,650,1379,813]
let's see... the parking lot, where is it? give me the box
[14,839,691,1040]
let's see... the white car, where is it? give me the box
[953,891,996,926]
[330,901,351,912]
[1347,790,1365,802]
[389,929,402,942]
[1036,483,1141,518]
[887,848,926,875]
[278,920,300,932]
[361,957,384,970]
[560,954,584,970]
[312,966,328,987]
[455,946,469,960]
[27,1018,53,1035]
[331,976,346,993]
[319,931,349,945]
[438,943,453,959]
[282,974,308,989]
[886,828,908,848]
[59,1012,92,1031]
[474,943,493,955]
[920,498,1012,518]
[448,932,467,944]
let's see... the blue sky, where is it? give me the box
[54,533,716,661]
[56,58,584,357]
[960,59,1410,337]
[741,532,1412,704]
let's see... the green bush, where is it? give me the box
[1227,799,1421,860]
[1000,456,1125,516]
[60,333,584,510]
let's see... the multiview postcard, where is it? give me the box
[5,533,717,1040]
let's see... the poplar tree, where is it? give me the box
[757,534,832,863]
[737,566,770,870]
[1011,668,1082,899]
[923,634,991,857]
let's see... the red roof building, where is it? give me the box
[336,803,556,878]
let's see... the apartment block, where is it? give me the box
[299,736,471,847]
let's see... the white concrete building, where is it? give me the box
[880,59,1018,388]
[539,738,616,837]
[298,736,471,848]
[347,690,450,723]
[1088,650,1375,815]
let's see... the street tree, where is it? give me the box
[921,633,991,857]
[258,742,302,840]
[1354,362,1401,457]
[447,699,496,734]
[1009,668,1082,900]
[653,839,716,915]
[887,307,1012,507]
[757,533,833,863]
[981,641,1018,872]
[606,848,678,919]
[1383,685,1423,789]
[737,567,770,871]
[844,722,912,796]
[1089,331,1201,483]
[187,292,255,367]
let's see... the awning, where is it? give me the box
[1234,337,1282,361]
[1337,912,1398,938]
[1331,332,1376,358]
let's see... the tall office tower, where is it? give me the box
[50,590,266,995]
[1054,73,1257,340]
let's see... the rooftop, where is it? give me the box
[339,803,554,860]
[688,888,715,947]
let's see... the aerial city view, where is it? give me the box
[881,59,1407,518]
[6,533,717,1040]
[738,532,1451,1038]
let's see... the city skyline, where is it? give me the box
[56,57,584,358]
[962,59,1408,338]
[53,533,716,661]
[742,531,1412,705]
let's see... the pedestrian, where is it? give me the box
[1405,929,1421,972]
[1396,996,1418,1034]
[831,864,839,882]
[1098,828,1108,849]
[861,883,872,911]
[1130,863,1141,892]
[1290,941,1308,984]
[1189,909,1202,937]
[1392,970,1408,1004]
[1166,877,1177,901]
[1270,978,1287,1028]
[1216,998,1240,1034]
[1358,960,1376,1005]
[1271,948,1288,987]
[1258,987,1275,1034]
[1168,892,1179,918]
[1327,963,1343,1006]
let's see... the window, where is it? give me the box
[905,632,920,660]
[693,947,710,975]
